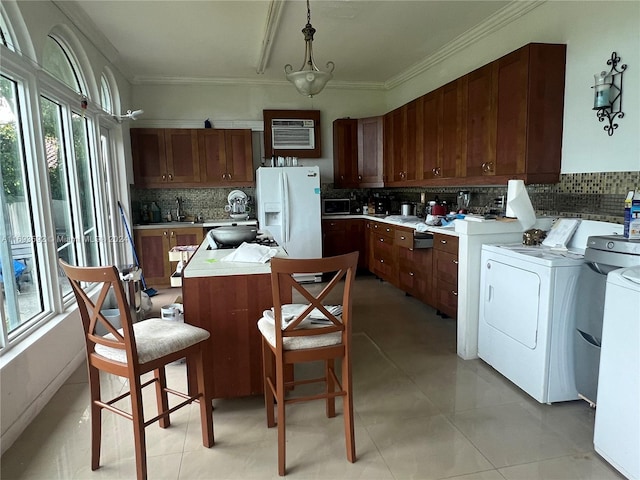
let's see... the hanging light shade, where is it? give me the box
[284,0,334,98]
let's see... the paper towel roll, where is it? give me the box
[505,179,536,229]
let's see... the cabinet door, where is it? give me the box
[198,129,227,184]
[463,64,496,178]
[403,99,420,183]
[419,90,441,181]
[131,129,167,186]
[134,228,171,287]
[495,47,529,176]
[333,119,358,188]
[384,107,407,185]
[439,79,464,179]
[224,129,254,185]
[165,129,200,183]
[357,116,384,187]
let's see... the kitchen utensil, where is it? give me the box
[227,190,248,205]
[457,191,471,212]
[431,204,446,216]
[208,225,257,247]
[401,202,416,216]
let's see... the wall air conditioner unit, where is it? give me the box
[271,119,315,150]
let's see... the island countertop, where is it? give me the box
[183,240,287,278]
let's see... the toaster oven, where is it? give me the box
[322,198,350,215]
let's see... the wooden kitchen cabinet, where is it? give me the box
[433,233,459,318]
[332,119,359,188]
[396,226,433,304]
[461,43,566,183]
[357,116,384,187]
[322,219,366,269]
[131,129,200,187]
[134,226,204,287]
[198,129,254,186]
[369,220,397,284]
[436,79,464,180]
[333,117,384,188]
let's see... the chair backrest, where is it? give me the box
[59,260,138,364]
[269,252,358,349]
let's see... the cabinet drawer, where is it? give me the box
[395,227,414,249]
[322,220,346,232]
[437,280,458,318]
[433,233,458,254]
[435,250,458,285]
[371,221,395,239]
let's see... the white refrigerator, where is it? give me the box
[255,166,322,280]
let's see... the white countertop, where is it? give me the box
[322,214,459,236]
[182,240,287,278]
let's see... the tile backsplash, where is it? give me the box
[131,171,639,225]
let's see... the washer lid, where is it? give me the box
[586,235,640,255]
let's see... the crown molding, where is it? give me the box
[134,119,264,130]
[385,0,546,90]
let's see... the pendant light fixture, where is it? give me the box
[284,0,334,98]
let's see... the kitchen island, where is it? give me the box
[181,241,290,399]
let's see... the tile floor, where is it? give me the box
[1,276,624,479]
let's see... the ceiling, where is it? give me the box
[54,0,534,89]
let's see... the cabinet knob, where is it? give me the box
[340,175,345,180]
[380,259,384,263]
[163,231,168,236]
[409,272,414,276]
[170,231,175,237]
[385,228,391,232]
[433,167,441,176]
[452,291,458,296]
[440,240,447,244]
[227,173,232,179]
[482,162,494,173]
[400,235,406,240]
[358,175,362,180]
[453,259,458,265]
[379,238,385,242]
[168,174,173,181]
[162,174,167,181]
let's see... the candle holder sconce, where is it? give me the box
[592,52,626,136]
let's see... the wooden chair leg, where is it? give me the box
[342,355,356,463]
[154,367,170,428]
[262,338,276,428]
[130,379,148,480]
[326,359,336,418]
[88,364,102,471]
[276,359,286,476]
[196,348,214,447]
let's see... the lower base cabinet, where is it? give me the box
[324,218,458,316]
[433,233,459,318]
[134,226,204,287]
[322,219,367,268]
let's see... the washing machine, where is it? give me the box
[478,220,623,404]
[594,265,640,480]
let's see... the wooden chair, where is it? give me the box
[258,252,359,476]
[59,261,214,480]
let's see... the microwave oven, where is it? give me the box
[322,198,350,215]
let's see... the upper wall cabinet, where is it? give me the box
[132,129,200,187]
[131,128,254,188]
[333,116,383,188]
[460,42,567,184]
[198,129,254,186]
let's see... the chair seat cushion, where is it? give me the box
[258,317,342,351]
[95,318,210,364]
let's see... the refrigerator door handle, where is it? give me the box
[282,171,290,243]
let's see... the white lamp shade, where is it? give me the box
[286,70,332,97]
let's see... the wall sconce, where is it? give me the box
[592,52,626,136]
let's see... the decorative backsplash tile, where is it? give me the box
[131,171,638,225]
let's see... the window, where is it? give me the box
[42,36,83,94]
[1,74,45,341]
[100,75,112,114]
[0,9,16,52]
[1,24,120,352]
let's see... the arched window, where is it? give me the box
[100,74,113,114]
[0,8,16,51]
[42,35,85,94]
